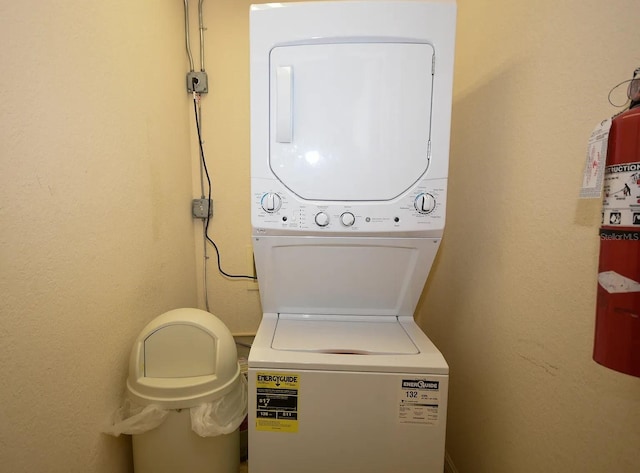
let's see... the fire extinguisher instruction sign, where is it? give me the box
[602,161,640,226]
[580,118,611,198]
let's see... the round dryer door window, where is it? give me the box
[269,41,435,201]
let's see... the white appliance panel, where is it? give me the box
[253,236,440,317]
[272,315,419,354]
[251,176,447,236]
[270,42,434,201]
[248,368,448,473]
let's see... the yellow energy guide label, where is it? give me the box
[255,372,300,433]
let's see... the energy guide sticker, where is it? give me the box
[255,372,299,432]
[399,378,440,425]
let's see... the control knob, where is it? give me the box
[261,192,282,213]
[315,212,330,227]
[340,212,355,227]
[414,193,436,214]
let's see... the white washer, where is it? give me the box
[248,2,456,472]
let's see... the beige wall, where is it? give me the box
[416,0,640,472]
[2,0,639,472]
[0,1,197,471]
[189,0,262,334]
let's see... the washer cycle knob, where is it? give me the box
[261,193,282,213]
[315,212,330,227]
[414,193,436,214]
[340,212,355,227]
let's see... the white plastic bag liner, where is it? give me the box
[104,399,169,437]
[190,375,248,437]
[104,377,247,437]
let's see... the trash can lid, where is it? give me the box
[127,308,240,409]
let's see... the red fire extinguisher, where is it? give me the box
[594,68,640,377]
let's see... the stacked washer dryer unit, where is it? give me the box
[249,2,456,472]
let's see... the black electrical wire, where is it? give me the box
[192,92,257,280]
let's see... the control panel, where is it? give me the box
[252,178,446,234]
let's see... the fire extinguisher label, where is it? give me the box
[602,161,640,226]
[580,118,611,198]
[599,229,640,240]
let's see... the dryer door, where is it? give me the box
[269,41,435,201]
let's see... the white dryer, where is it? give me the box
[248,2,456,472]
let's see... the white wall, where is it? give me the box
[416,0,640,472]
[0,1,197,471]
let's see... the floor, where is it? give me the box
[239,461,248,473]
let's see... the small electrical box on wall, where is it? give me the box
[192,198,212,219]
[187,71,208,94]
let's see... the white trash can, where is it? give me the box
[105,308,246,473]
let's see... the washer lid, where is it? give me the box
[272,315,419,355]
[269,41,435,201]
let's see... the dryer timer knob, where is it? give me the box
[261,192,282,213]
[414,193,436,214]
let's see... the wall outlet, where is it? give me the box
[246,246,259,291]
[192,198,212,219]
